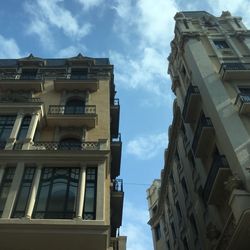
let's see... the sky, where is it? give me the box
[1,0,250,249]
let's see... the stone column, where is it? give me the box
[22,112,40,150]
[96,163,105,220]
[25,165,42,218]
[2,162,25,218]
[5,112,24,150]
[76,165,86,219]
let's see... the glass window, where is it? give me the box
[65,99,85,114]
[16,116,31,141]
[213,40,230,49]
[33,167,80,219]
[71,68,88,80]
[83,167,97,220]
[0,116,16,147]
[20,69,38,80]
[155,223,161,241]
[58,138,82,150]
[11,167,35,218]
[0,167,16,217]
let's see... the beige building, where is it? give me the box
[0,54,126,250]
[148,11,250,250]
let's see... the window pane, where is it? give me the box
[0,115,16,142]
[17,116,31,141]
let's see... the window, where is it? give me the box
[0,116,16,147]
[16,116,31,141]
[33,167,80,219]
[239,87,250,95]
[0,167,16,217]
[213,40,230,49]
[20,69,38,80]
[83,167,97,220]
[155,223,161,241]
[59,138,82,150]
[12,167,35,218]
[152,205,158,215]
[65,98,85,114]
[70,68,88,80]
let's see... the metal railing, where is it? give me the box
[192,114,213,154]
[112,179,123,192]
[219,62,250,74]
[0,97,41,103]
[48,105,96,115]
[203,155,229,202]
[235,93,250,113]
[32,141,100,150]
[0,73,43,80]
[182,85,200,121]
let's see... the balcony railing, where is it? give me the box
[203,155,229,202]
[32,141,100,150]
[112,179,123,192]
[192,114,213,155]
[235,93,250,114]
[182,85,200,123]
[0,97,41,103]
[0,73,43,80]
[48,105,96,115]
[219,63,250,80]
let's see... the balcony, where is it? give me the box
[219,63,250,80]
[235,93,250,114]
[192,114,214,157]
[111,134,122,179]
[111,99,120,138]
[47,105,97,128]
[182,85,201,123]
[54,73,99,92]
[0,73,44,92]
[111,179,124,237]
[203,155,231,204]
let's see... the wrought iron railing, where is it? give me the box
[0,73,43,80]
[235,93,250,113]
[0,97,41,103]
[32,141,100,150]
[182,85,200,121]
[203,155,229,202]
[219,62,250,73]
[192,113,213,154]
[112,179,123,192]
[48,105,96,115]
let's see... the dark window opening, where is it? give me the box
[33,167,80,219]
[12,167,35,218]
[20,69,38,80]
[213,40,230,49]
[0,167,16,217]
[83,167,97,220]
[59,138,82,150]
[16,116,31,141]
[0,116,16,148]
[71,68,88,80]
[65,98,85,114]
[176,201,182,223]
[155,223,161,241]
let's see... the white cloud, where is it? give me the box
[56,45,87,57]
[0,35,21,58]
[77,0,104,10]
[121,201,152,250]
[126,132,167,160]
[24,0,92,48]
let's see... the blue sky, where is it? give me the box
[1,0,250,249]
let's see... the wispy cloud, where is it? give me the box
[24,0,92,49]
[56,45,87,57]
[126,132,167,160]
[0,34,22,58]
[76,0,104,10]
[121,201,152,250]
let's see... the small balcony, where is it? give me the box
[192,114,214,157]
[54,73,99,92]
[219,63,250,80]
[111,179,124,237]
[235,93,250,114]
[0,73,44,92]
[203,155,231,204]
[47,105,97,128]
[182,85,201,123]
[111,134,122,179]
[111,99,120,138]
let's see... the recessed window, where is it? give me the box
[20,69,38,80]
[155,223,161,241]
[0,116,16,147]
[16,116,31,141]
[213,40,230,49]
[0,167,16,217]
[33,167,80,219]
[71,68,88,80]
[65,98,85,114]
[58,138,82,150]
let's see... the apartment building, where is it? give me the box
[148,11,250,250]
[0,53,126,250]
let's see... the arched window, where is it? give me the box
[65,98,85,114]
[59,138,82,150]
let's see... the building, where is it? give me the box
[148,11,250,250]
[0,53,126,250]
